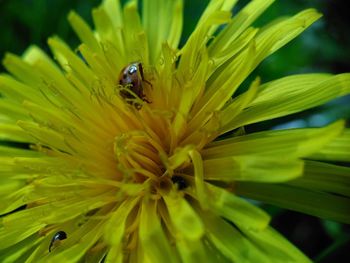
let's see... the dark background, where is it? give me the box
[0,0,349,261]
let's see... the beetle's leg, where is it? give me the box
[142,97,152,104]
[143,79,152,88]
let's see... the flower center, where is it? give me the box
[113,131,165,182]
[112,121,195,196]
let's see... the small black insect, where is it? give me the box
[118,62,151,109]
[171,175,188,190]
[49,231,67,252]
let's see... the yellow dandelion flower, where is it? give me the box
[1,0,350,262]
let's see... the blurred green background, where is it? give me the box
[0,0,349,262]
[1,0,350,75]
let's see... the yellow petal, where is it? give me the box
[187,42,255,134]
[164,193,204,240]
[288,160,350,197]
[203,156,303,183]
[68,11,101,54]
[209,0,274,52]
[310,129,350,162]
[236,182,350,223]
[42,220,105,262]
[143,0,183,63]
[0,123,35,143]
[102,0,123,28]
[189,150,207,209]
[232,74,350,128]
[0,224,44,250]
[104,197,140,245]
[0,234,41,263]
[241,226,312,263]
[204,120,345,159]
[206,184,270,230]
[200,211,271,263]
[167,0,184,49]
[176,238,208,263]
[139,198,178,263]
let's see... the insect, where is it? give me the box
[49,231,67,252]
[171,175,188,190]
[118,62,151,109]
